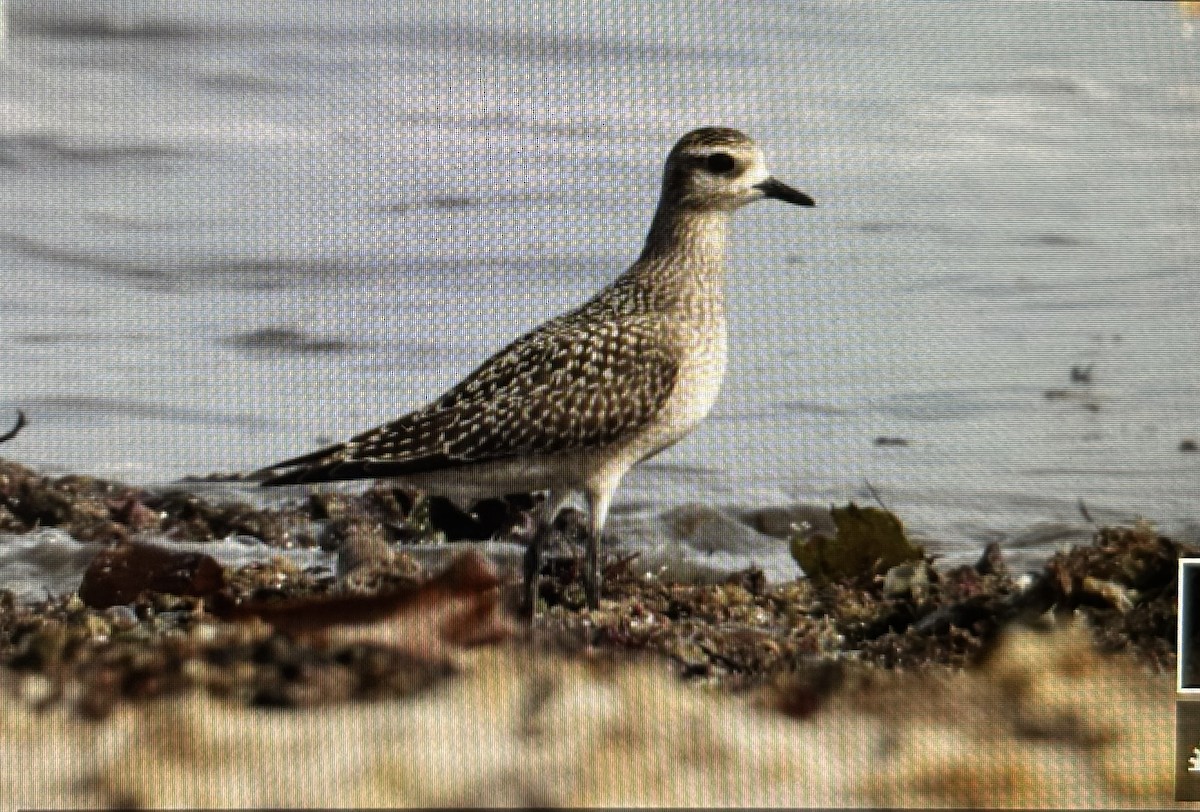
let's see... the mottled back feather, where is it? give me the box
[259,308,679,484]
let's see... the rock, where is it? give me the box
[78,541,224,608]
[1081,576,1136,613]
[790,503,924,583]
[974,541,1007,576]
[325,518,394,577]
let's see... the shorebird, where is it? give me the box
[255,127,813,612]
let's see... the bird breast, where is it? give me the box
[625,310,728,465]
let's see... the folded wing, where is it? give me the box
[257,315,679,485]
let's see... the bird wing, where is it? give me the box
[257,314,680,485]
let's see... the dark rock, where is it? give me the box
[427,496,489,541]
[0,460,133,541]
[975,542,1007,576]
[78,541,224,608]
[145,489,299,547]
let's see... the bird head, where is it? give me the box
[661,127,814,212]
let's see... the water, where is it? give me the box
[1,1,1198,588]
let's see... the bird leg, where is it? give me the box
[582,488,610,611]
[583,529,601,610]
[522,516,550,619]
[522,489,606,614]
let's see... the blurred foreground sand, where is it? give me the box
[1,622,1173,808]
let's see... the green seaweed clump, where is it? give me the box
[790,503,923,583]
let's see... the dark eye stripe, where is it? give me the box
[705,152,736,174]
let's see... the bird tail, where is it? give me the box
[250,442,348,486]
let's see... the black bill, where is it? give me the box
[755,177,815,207]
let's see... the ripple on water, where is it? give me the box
[222,327,354,355]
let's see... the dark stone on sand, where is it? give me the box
[425,494,537,542]
[79,541,224,608]
[974,541,1007,577]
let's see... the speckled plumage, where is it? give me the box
[257,127,813,610]
[262,314,680,483]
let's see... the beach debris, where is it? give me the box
[0,458,318,547]
[973,541,1007,577]
[882,561,931,601]
[790,503,924,583]
[0,463,146,542]
[1080,576,1136,613]
[0,458,526,559]
[873,436,908,447]
[212,551,512,657]
[863,479,893,513]
[78,541,224,609]
[1077,498,1096,525]
[0,460,1190,719]
[1044,362,1101,412]
[147,489,301,548]
[1180,439,1197,453]
[1033,520,1185,663]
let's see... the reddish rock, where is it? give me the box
[105,493,163,531]
[214,551,511,658]
[78,541,224,608]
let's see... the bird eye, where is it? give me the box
[705,152,736,174]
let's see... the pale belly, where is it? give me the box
[619,316,728,465]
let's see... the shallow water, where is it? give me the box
[1,1,1198,586]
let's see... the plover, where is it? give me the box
[256,127,813,612]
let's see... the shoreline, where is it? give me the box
[0,454,1187,805]
[0,455,1184,675]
